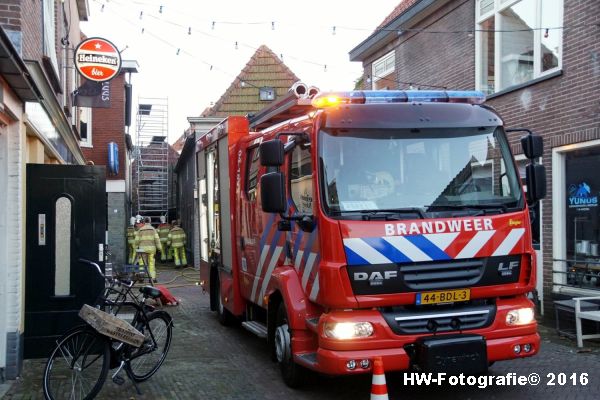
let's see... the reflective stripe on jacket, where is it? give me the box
[127,227,136,244]
[158,223,171,241]
[135,224,162,251]
[168,226,186,247]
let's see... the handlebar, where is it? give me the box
[79,258,134,288]
[78,258,104,277]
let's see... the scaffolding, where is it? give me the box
[134,97,169,225]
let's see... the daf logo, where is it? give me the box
[498,261,519,277]
[354,271,398,286]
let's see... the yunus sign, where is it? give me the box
[74,37,121,82]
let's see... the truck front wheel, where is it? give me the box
[275,303,307,388]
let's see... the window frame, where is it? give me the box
[475,0,563,95]
[244,145,260,201]
[54,196,72,297]
[79,107,93,148]
[371,50,396,84]
[288,143,314,215]
[552,140,600,296]
[259,87,276,101]
[43,0,60,77]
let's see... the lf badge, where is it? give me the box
[498,260,519,277]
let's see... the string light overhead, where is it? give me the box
[93,0,584,92]
[97,0,599,34]
[97,0,598,37]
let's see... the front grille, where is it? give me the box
[400,259,485,290]
[347,255,521,295]
[381,303,496,335]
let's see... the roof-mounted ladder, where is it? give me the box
[248,92,315,131]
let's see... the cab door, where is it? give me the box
[239,143,274,304]
[288,143,320,301]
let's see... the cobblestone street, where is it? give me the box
[2,266,599,400]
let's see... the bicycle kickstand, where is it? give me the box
[111,361,142,395]
[125,365,143,396]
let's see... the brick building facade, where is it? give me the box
[350,0,600,317]
[81,61,138,267]
[0,0,89,381]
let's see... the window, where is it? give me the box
[43,0,59,76]
[79,107,92,147]
[290,145,314,214]
[55,197,71,296]
[245,146,260,201]
[259,87,275,101]
[319,127,522,215]
[476,0,562,94]
[552,142,600,293]
[70,64,79,124]
[371,51,395,90]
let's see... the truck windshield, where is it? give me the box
[319,127,522,217]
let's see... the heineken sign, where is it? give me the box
[74,37,121,82]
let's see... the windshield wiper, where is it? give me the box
[332,207,426,220]
[425,203,508,214]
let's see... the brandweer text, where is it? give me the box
[385,218,493,236]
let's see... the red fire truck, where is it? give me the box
[197,84,546,387]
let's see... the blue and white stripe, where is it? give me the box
[343,229,521,265]
[344,234,452,265]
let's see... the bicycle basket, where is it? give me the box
[79,304,144,347]
[114,263,147,281]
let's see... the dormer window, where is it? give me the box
[259,87,275,101]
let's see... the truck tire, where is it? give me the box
[215,274,236,326]
[275,303,307,388]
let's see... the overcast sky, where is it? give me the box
[81,0,400,143]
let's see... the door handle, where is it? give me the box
[240,237,245,250]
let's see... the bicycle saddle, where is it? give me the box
[140,285,161,299]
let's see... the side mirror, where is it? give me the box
[259,140,284,167]
[525,163,546,203]
[260,172,286,213]
[520,134,543,159]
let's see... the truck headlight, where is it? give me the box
[506,308,535,325]
[324,322,374,340]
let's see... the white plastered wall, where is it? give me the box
[0,86,25,375]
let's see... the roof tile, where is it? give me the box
[203,45,301,117]
[377,0,419,29]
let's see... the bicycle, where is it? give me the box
[42,258,173,400]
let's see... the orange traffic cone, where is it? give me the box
[370,357,389,400]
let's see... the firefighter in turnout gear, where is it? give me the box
[168,220,187,266]
[135,217,163,281]
[127,216,137,264]
[157,215,171,261]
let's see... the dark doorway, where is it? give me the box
[24,164,106,358]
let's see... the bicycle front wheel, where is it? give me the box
[127,310,172,382]
[43,327,110,400]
